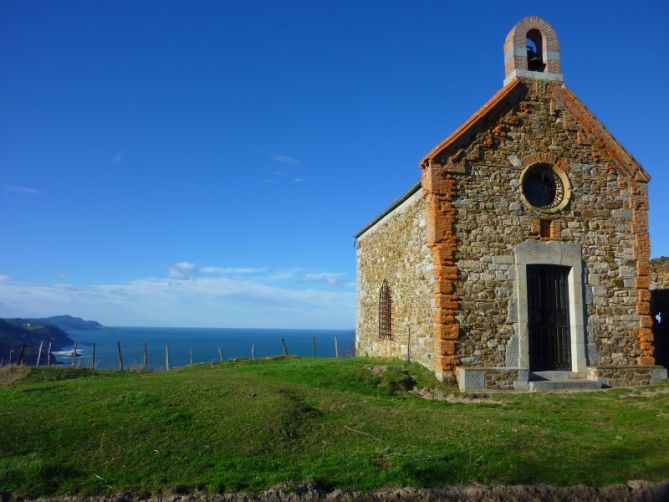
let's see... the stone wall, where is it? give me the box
[588,366,667,387]
[356,190,435,370]
[651,257,669,289]
[430,80,646,368]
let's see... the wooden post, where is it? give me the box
[334,336,339,359]
[91,343,96,369]
[251,344,256,359]
[407,327,411,363]
[218,347,224,362]
[165,345,170,371]
[116,341,123,371]
[71,342,78,367]
[281,337,288,356]
[312,336,316,358]
[189,346,193,366]
[8,350,14,365]
[36,341,44,367]
[46,341,52,367]
[143,343,148,370]
[18,343,26,366]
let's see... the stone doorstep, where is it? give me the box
[527,379,602,392]
[529,370,586,381]
[456,366,669,392]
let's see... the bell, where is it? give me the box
[527,49,545,72]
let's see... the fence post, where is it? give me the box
[251,344,256,359]
[165,345,170,371]
[189,346,193,366]
[36,341,44,367]
[218,347,224,362]
[312,336,316,358]
[71,342,78,367]
[334,336,339,359]
[116,341,124,371]
[281,337,288,356]
[91,343,96,369]
[46,341,52,367]
[407,327,411,363]
[143,343,148,370]
[18,343,26,366]
[9,350,14,365]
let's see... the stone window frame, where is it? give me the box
[518,153,571,214]
[378,279,395,340]
[513,240,587,373]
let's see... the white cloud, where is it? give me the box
[6,186,40,195]
[0,272,355,329]
[201,267,261,275]
[267,270,294,281]
[168,261,199,279]
[292,177,305,184]
[302,272,346,286]
[0,274,10,283]
[271,154,301,165]
[112,150,123,164]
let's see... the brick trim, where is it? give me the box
[504,17,561,78]
[551,86,650,182]
[422,163,459,375]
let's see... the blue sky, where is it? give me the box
[1,1,667,328]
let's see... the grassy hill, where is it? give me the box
[0,357,668,497]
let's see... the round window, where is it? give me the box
[520,163,569,211]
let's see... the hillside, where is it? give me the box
[651,256,669,289]
[0,319,73,364]
[0,357,668,498]
[26,314,105,331]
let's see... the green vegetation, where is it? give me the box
[0,319,73,364]
[0,357,668,497]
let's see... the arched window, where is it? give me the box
[379,280,393,339]
[526,29,546,72]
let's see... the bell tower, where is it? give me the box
[503,16,563,85]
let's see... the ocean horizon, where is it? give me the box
[60,326,356,370]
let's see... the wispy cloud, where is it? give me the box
[302,272,346,286]
[167,261,199,280]
[0,271,355,328]
[267,270,294,281]
[292,177,305,184]
[0,274,10,283]
[111,150,124,164]
[201,267,261,275]
[6,186,40,196]
[271,154,301,166]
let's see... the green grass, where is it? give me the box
[0,357,668,496]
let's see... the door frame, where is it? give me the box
[513,240,586,372]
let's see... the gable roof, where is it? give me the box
[419,79,521,168]
[419,79,650,183]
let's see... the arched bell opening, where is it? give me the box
[526,29,546,72]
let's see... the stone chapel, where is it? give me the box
[354,16,667,391]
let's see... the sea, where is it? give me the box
[58,327,356,370]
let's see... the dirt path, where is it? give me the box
[25,479,669,502]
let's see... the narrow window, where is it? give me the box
[526,29,546,72]
[379,280,393,339]
[540,219,552,239]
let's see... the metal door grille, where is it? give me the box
[379,280,393,339]
[527,265,571,371]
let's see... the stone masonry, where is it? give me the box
[356,189,435,370]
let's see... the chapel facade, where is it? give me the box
[355,17,667,390]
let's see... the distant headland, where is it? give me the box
[0,315,105,365]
